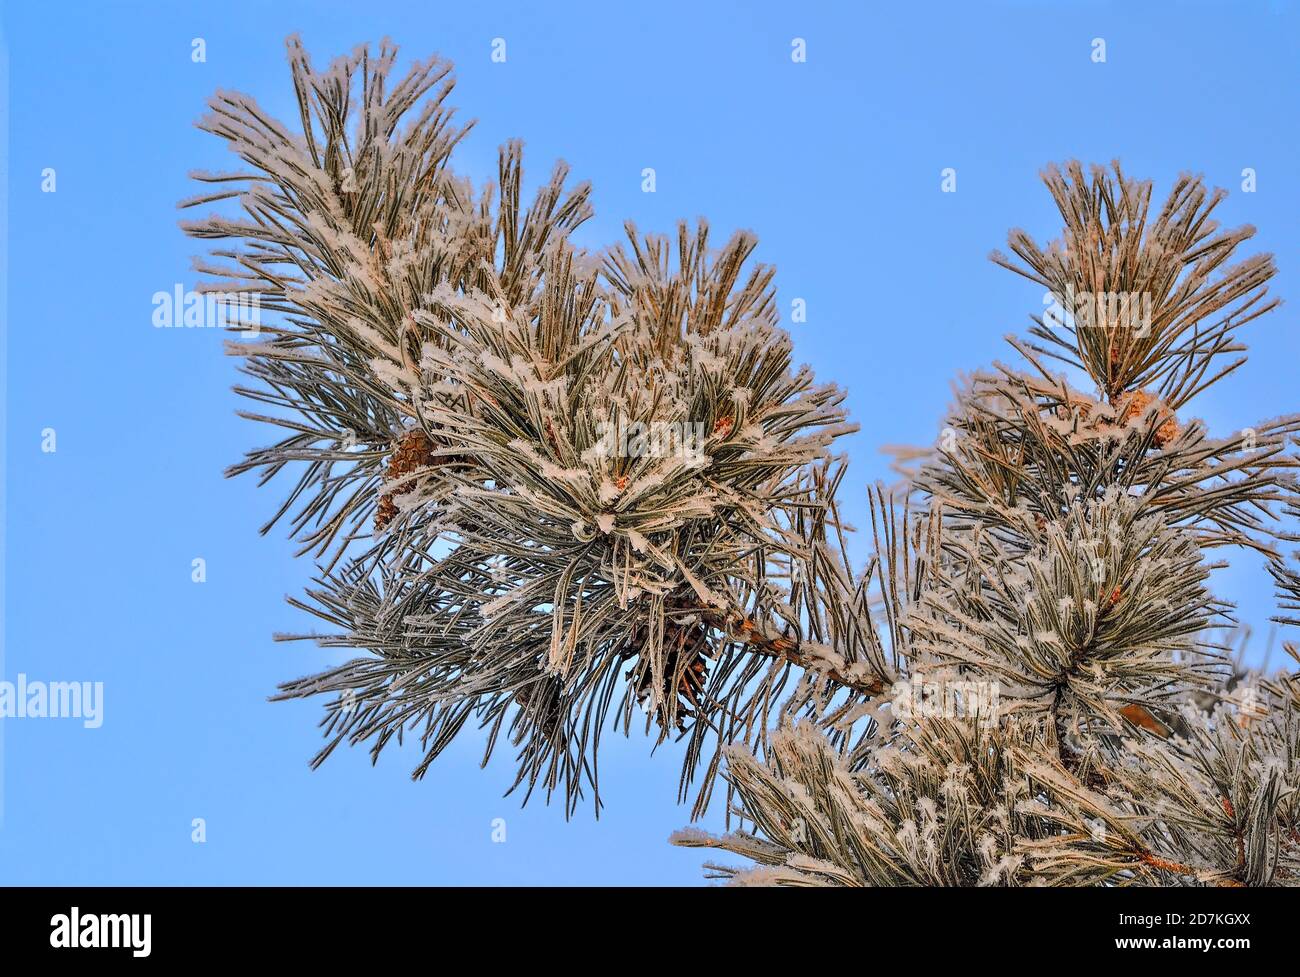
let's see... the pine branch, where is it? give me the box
[188,41,1300,881]
[675,161,1300,887]
[699,608,887,697]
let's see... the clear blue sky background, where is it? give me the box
[1,0,1297,885]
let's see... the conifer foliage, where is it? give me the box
[187,39,1300,882]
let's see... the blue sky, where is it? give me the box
[1,0,1297,884]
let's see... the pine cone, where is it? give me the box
[375,428,438,531]
[1117,389,1179,448]
[629,617,714,732]
[512,675,564,740]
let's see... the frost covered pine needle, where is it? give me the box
[187,40,1300,883]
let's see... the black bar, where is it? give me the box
[0,885,1279,964]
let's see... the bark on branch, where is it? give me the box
[700,608,887,697]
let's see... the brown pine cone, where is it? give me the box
[628,617,714,732]
[375,428,438,531]
[512,675,564,740]
[1117,389,1179,447]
